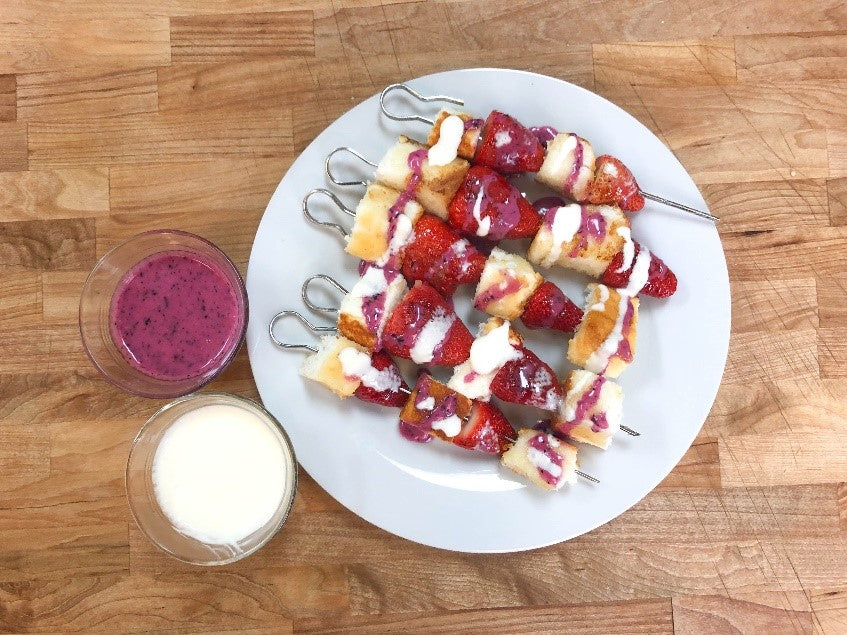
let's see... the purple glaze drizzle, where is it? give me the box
[557,375,606,435]
[529,125,558,147]
[591,413,609,433]
[527,433,564,486]
[381,148,428,270]
[358,264,400,350]
[464,118,484,131]
[562,134,584,195]
[398,420,433,443]
[567,205,608,258]
[614,300,636,364]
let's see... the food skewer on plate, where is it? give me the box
[300,276,639,443]
[268,314,600,490]
[528,197,677,298]
[303,188,584,332]
[379,82,718,222]
[323,140,678,298]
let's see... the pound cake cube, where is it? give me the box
[536,132,596,201]
[338,267,408,351]
[427,109,482,162]
[567,284,639,378]
[501,429,578,491]
[473,248,543,320]
[346,183,424,263]
[553,370,623,449]
[300,335,367,398]
[375,136,469,219]
[527,203,630,278]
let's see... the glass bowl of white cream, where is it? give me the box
[126,392,297,565]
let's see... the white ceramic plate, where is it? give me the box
[246,68,730,552]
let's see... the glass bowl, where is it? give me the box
[126,392,298,565]
[79,230,248,399]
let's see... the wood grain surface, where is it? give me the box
[1,1,846,633]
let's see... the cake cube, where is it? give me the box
[553,370,623,449]
[567,284,638,378]
[501,429,578,491]
[473,248,543,320]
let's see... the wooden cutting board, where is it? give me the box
[1,1,846,632]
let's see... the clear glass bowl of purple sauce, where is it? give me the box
[80,230,248,398]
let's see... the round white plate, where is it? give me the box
[246,68,730,552]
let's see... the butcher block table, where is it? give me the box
[1,0,847,632]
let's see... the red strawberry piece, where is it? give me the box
[447,165,541,240]
[381,281,473,366]
[520,281,584,333]
[452,400,514,454]
[490,347,563,411]
[602,242,678,298]
[585,155,645,211]
[353,351,409,408]
[400,215,485,297]
[475,111,545,174]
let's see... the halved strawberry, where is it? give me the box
[400,215,485,297]
[490,347,563,411]
[475,111,545,174]
[520,281,583,333]
[452,400,514,454]
[353,351,409,408]
[381,281,473,365]
[447,165,541,240]
[602,242,678,298]
[585,155,644,211]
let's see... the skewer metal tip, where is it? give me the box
[620,425,640,437]
[639,190,718,222]
[576,470,600,484]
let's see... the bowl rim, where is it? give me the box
[125,391,299,566]
[79,229,249,399]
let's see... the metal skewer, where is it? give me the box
[302,188,355,238]
[268,310,336,352]
[379,82,717,222]
[380,83,464,126]
[639,191,718,222]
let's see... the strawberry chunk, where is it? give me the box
[520,281,583,333]
[381,281,473,366]
[475,111,545,174]
[602,242,678,298]
[352,351,409,408]
[585,155,645,211]
[452,400,514,454]
[490,347,563,411]
[447,165,541,240]
[400,215,485,297]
